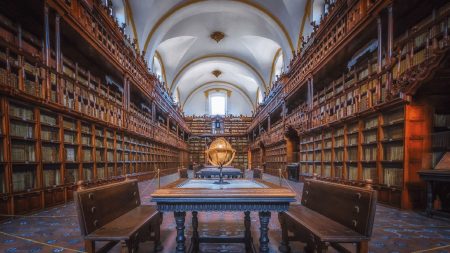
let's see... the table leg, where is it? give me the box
[174,211,186,253]
[244,211,252,252]
[192,211,199,252]
[258,211,271,253]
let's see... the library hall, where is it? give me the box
[1,0,450,252]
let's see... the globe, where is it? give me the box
[205,137,236,166]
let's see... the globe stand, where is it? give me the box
[213,164,230,185]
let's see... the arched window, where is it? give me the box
[209,92,227,116]
[256,88,264,104]
[270,50,284,86]
[111,0,126,25]
[312,0,325,24]
[152,54,165,84]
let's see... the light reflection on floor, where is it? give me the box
[0,172,449,253]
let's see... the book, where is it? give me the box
[362,166,378,182]
[12,166,36,192]
[11,142,35,162]
[384,167,403,186]
[64,132,77,143]
[83,165,93,181]
[43,166,61,187]
[41,126,59,141]
[347,165,358,180]
[10,121,34,138]
[383,144,404,161]
[64,147,76,162]
[64,166,78,183]
[10,104,33,121]
[42,145,59,162]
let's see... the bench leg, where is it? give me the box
[304,233,315,253]
[120,240,132,253]
[316,241,330,253]
[278,212,291,253]
[153,212,163,252]
[84,240,95,253]
[357,241,369,253]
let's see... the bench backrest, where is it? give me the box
[74,179,141,236]
[179,168,188,178]
[301,179,377,237]
[253,167,262,179]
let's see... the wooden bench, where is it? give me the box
[74,179,163,253]
[279,179,377,253]
[178,168,188,178]
[253,167,263,179]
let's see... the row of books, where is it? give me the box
[43,167,61,187]
[42,145,59,162]
[10,104,33,120]
[364,131,377,143]
[41,127,59,141]
[11,142,35,162]
[383,127,403,140]
[363,146,377,161]
[40,113,57,126]
[10,121,34,138]
[434,114,450,128]
[383,144,404,161]
[12,168,36,192]
[362,167,378,182]
[0,68,18,89]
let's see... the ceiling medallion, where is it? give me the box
[212,70,222,78]
[210,31,225,43]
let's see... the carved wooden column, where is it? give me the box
[307,77,314,109]
[376,16,383,103]
[44,5,51,101]
[55,14,61,73]
[152,102,156,122]
[386,5,394,95]
[44,5,50,67]
[167,116,170,132]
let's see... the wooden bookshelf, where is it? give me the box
[185,116,250,170]
[0,1,189,216]
[247,1,450,209]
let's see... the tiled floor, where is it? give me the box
[1,172,450,253]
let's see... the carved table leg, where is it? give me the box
[258,211,271,253]
[174,211,186,253]
[192,211,199,253]
[244,211,253,252]
[278,212,291,253]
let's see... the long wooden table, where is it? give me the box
[151,178,296,253]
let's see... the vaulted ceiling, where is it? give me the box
[115,0,313,115]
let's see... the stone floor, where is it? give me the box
[1,171,450,253]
